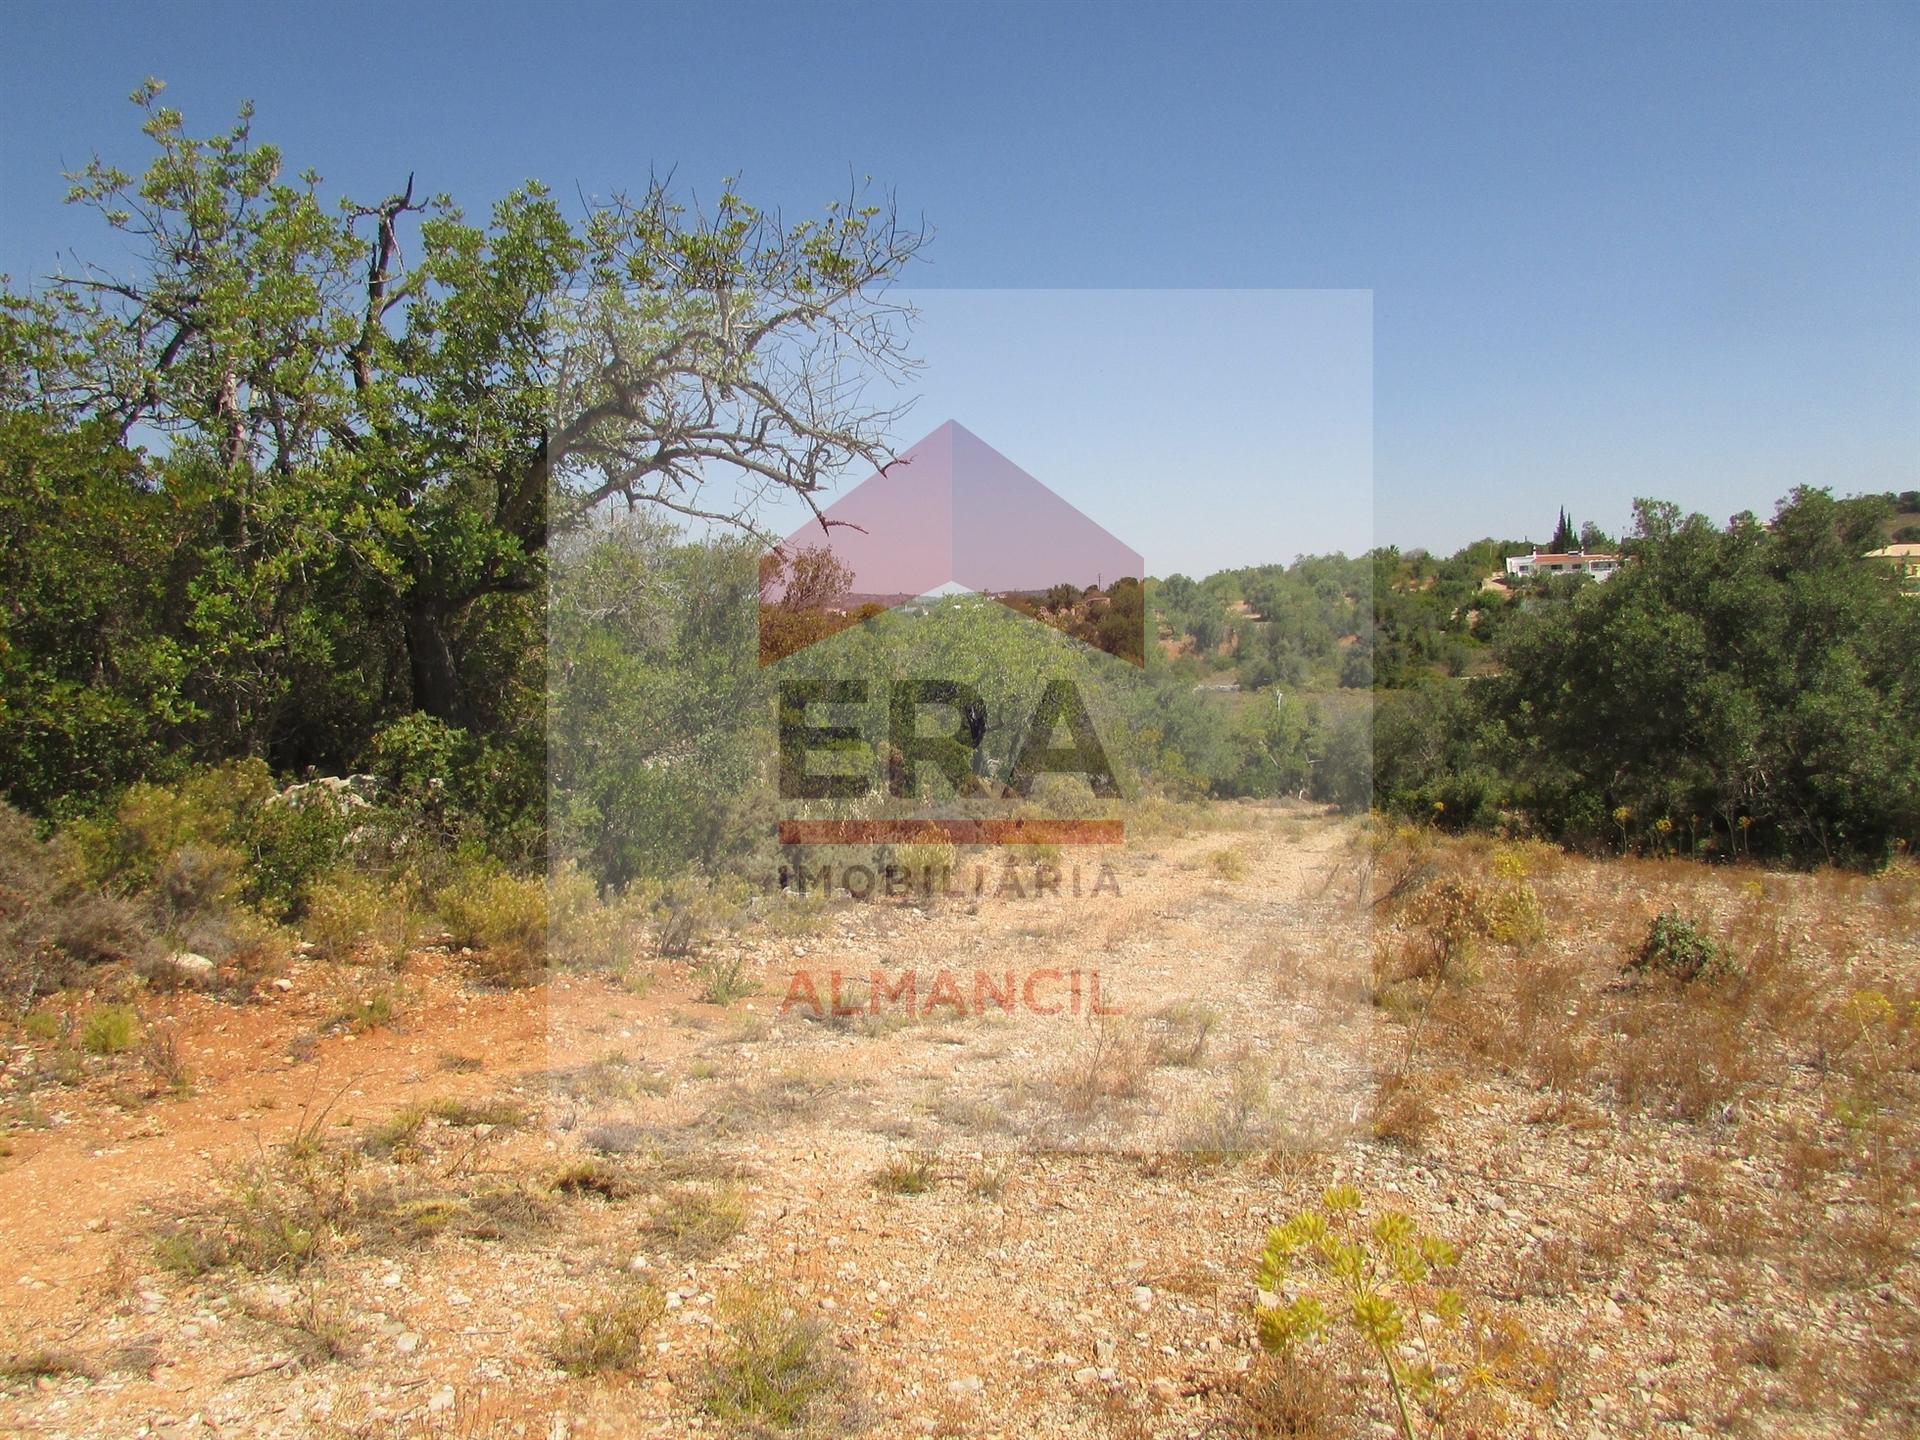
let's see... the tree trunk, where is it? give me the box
[404,599,473,730]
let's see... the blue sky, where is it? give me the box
[1,0,1914,570]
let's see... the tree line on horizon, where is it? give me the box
[2,87,1915,885]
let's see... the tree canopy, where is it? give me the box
[2,82,927,804]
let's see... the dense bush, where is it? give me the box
[365,715,544,870]
[0,804,157,1005]
[1483,491,1919,865]
[1375,489,1920,866]
[64,760,361,922]
[1630,912,1731,984]
[302,869,418,967]
[435,863,548,986]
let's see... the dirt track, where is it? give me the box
[3,808,1915,1438]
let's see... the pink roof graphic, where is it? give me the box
[759,421,1144,664]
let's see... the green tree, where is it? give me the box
[0,414,184,812]
[1550,507,1575,552]
[1482,488,1918,863]
[5,81,926,820]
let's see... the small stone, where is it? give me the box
[428,1385,455,1413]
[946,1374,983,1396]
[165,952,216,985]
[395,1332,422,1354]
[1132,1285,1154,1310]
[1151,1377,1180,1403]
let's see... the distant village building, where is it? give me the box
[1866,543,1920,596]
[1504,550,1621,582]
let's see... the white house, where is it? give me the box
[1504,550,1621,582]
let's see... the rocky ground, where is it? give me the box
[1,806,1915,1439]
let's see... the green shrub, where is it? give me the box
[366,713,543,867]
[245,798,353,920]
[19,1008,62,1041]
[80,1002,139,1055]
[548,1286,665,1376]
[1257,1186,1513,1440]
[702,1287,839,1429]
[436,865,546,986]
[888,840,958,883]
[335,990,396,1034]
[693,953,760,1005]
[871,1149,939,1195]
[303,870,417,965]
[1630,911,1731,984]
[71,762,267,892]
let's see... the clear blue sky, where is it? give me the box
[2,0,1914,569]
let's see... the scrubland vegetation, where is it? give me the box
[1,85,1916,1440]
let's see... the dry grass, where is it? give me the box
[1144,1000,1217,1066]
[139,1024,192,1096]
[1171,1055,1273,1162]
[701,1285,842,1430]
[1369,1066,1439,1149]
[1056,1013,1153,1114]
[1207,847,1249,881]
[641,1183,746,1259]
[241,1284,361,1363]
[1236,1351,1343,1439]
[0,1347,99,1383]
[549,1156,638,1202]
[1365,826,1920,1432]
[872,1148,940,1195]
[152,1097,568,1279]
[547,1285,665,1376]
